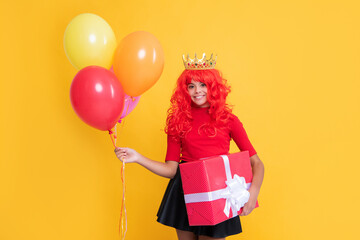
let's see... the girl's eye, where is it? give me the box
[200,83,206,87]
[188,85,194,89]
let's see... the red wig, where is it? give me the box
[165,69,233,139]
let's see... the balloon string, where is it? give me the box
[114,120,127,240]
[109,130,116,148]
[114,124,117,146]
[119,159,127,239]
[116,97,134,239]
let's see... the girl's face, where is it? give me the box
[187,79,210,108]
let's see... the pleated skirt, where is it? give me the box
[157,165,242,238]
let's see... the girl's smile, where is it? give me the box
[187,80,210,108]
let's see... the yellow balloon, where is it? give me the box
[64,13,117,70]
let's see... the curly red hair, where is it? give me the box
[165,69,233,139]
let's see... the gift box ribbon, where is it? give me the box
[183,155,251,218]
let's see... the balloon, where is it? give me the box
[64,13,117,70]
[108,67,141,121]
[113,31,164,96]
[118,95,140,122]
[70,66,125,131]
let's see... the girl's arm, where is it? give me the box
[240,153,264,216]
[230,116,264,215]
[114,147,179,179]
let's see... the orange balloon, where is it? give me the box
[113,31,164,96]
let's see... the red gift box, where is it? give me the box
[179,151,259,226]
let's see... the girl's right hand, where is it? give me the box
[114,147,140,163]
[115,147,178,178]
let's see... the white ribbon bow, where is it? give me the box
[221,174,250,217]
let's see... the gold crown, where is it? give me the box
[182,53,217,70]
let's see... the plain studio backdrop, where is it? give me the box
[0,0,359,239]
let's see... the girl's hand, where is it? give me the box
[240,188,259,216]
[240,154,264,216]
[240,198,257,216]
[114,147,139,163]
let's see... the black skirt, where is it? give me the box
[157,165,242,238]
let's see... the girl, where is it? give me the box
[115,55,264,240]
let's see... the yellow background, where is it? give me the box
[1,0,359,239]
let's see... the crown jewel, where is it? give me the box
[182,53,217,70]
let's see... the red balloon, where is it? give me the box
[70,66,125,131]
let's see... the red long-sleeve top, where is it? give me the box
[165,107,256,162]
